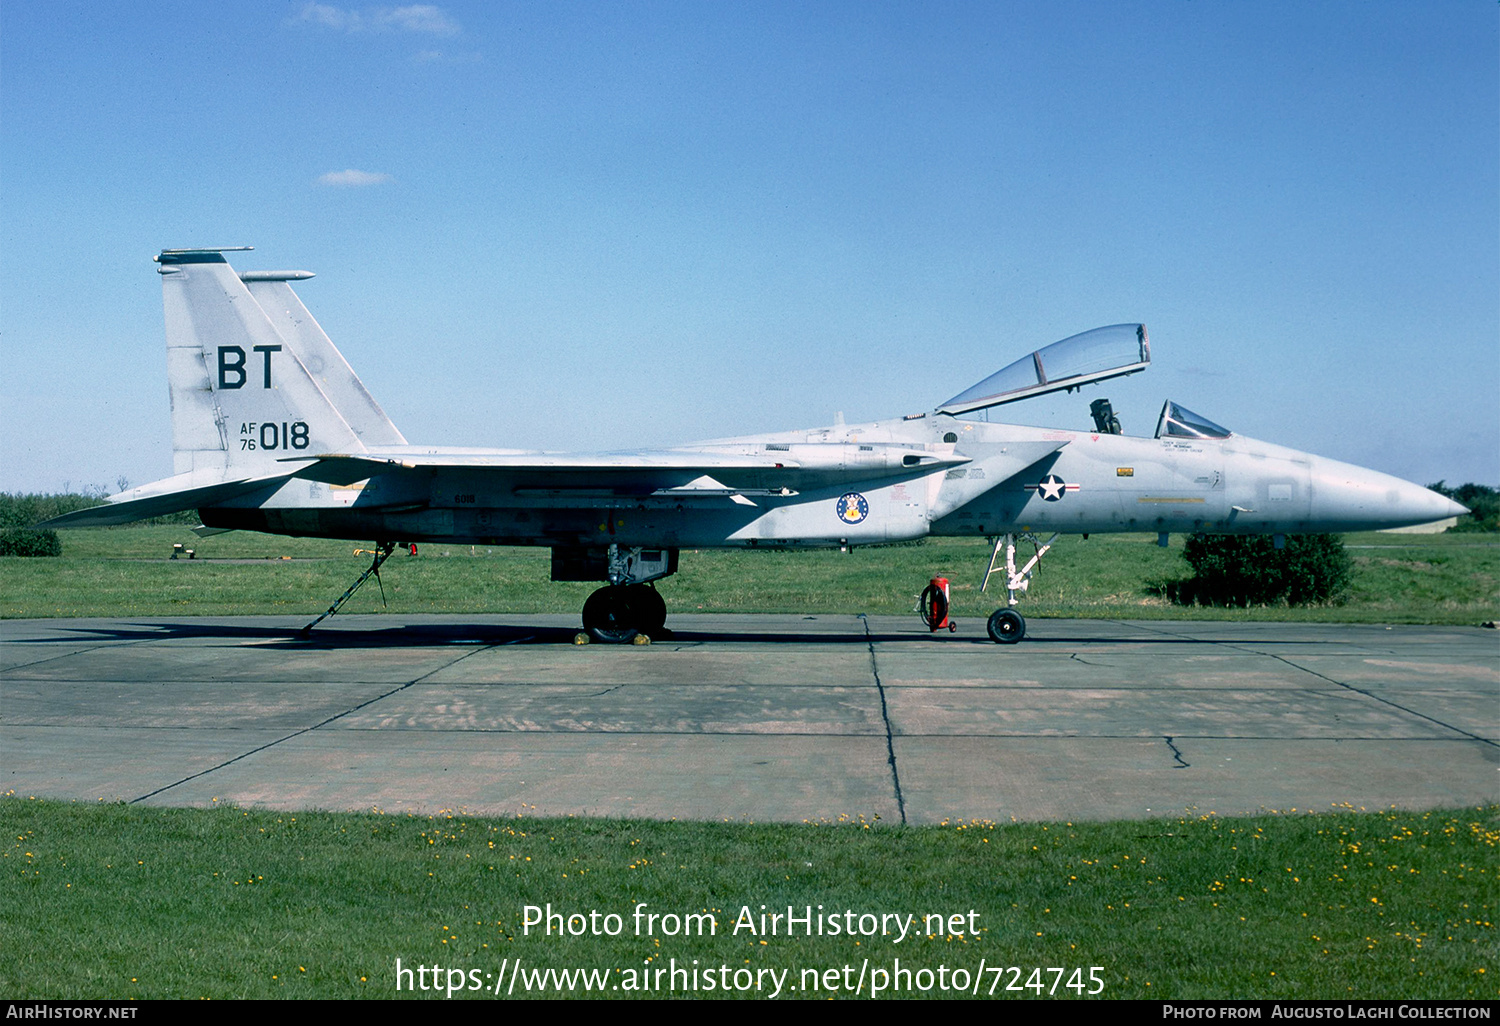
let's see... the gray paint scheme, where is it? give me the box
[43,249,1468,631]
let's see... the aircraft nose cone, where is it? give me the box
[1311,459,1468,530]
[1419,490,1469,524]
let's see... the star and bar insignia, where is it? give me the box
[1025,473,1079,501]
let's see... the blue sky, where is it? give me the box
[3,2,1496,494]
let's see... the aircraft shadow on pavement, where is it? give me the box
[17,620,1313,650]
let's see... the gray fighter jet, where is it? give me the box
[43,248,1467,642]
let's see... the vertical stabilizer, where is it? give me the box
[157,248,366,479]
[243,276,407,447]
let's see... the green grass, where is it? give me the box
[1,527,1496,624]
[2,797,1493,1000]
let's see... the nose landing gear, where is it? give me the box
[986,607,1025,644]
[979,531,1057,645]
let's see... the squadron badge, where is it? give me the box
[835,492,869,524]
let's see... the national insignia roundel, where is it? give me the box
[1037,474,1068,501]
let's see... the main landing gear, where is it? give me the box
[581,583,667,644]
[979,532,1059,645]
[574,544,677,644]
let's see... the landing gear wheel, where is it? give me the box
[987,608,1025,644]
[582,587,639,644]
[629,584,667,635]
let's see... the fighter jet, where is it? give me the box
[42,247,1467,642]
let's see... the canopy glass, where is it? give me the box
[939,323,1150,415]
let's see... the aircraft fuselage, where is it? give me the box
[200,415,1457,548]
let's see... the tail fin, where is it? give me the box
[157,248,401,480]
[242,274,406,448]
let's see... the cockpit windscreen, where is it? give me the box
[1155,401,1231,439]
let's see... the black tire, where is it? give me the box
[987,608,1025,644]
[582,587,639,644]
[919,584,948,631]
[629,584,667,633]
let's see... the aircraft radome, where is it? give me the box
[42,248,1468,643]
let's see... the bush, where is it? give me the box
[1176,533,1352,607]
[0,493,102,530]
[0,528,62,557]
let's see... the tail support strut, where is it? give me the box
[300,541,396,636]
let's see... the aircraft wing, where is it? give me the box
[285,450,796,484]
[283,447,970,494]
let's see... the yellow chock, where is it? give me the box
[573,632,590,645]
[632,634,652,646]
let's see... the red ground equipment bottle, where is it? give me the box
[919,577,958,633]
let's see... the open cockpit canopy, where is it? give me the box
[1154,400,1231,440]
[938,323,1149,416]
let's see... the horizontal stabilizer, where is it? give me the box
[37,474,294,528]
